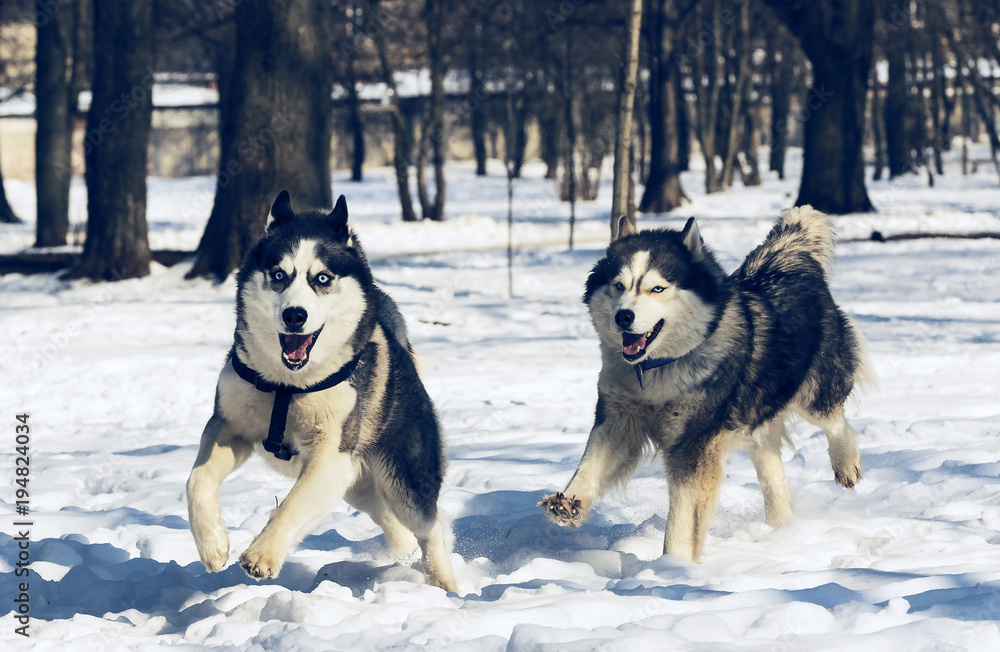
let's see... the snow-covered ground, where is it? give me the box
[2,150,1000,650]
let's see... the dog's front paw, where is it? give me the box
[239,540,285,580]
[193,519,230,572]
[831,448,863,489]
[539,492,587,529]
[834,463,862,489]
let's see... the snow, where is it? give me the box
[2,148,1000,649]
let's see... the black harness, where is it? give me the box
[229,349,363,461]
[633,356,677,390]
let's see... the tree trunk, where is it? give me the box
[885,31,914,177]
[694,0,722,194]
[508,101,528,179]
[0,132,20,223]
[564,22,576,247]
[967,68,1000,181]
[346,57,365,182]
[676,70,690,172]
[540,110,559,179]
[610,0,643,237]
[871,73,886,181]
[739,99,762,187]
[768,32,791,179]
[960,86,970,176]
[638,0,687,214]
[279,1,333,210]
[34,0,75,246]
[64,0,153,281]
[419,0,446,221]
[188,0,332,280]
[468,46,487,177]
[763,0,875,214]
[366,0,416,222]
[720,2,750,192]
[928,23,946,176]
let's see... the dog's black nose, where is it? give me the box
[282,307,307,331]
[615,309,635,329]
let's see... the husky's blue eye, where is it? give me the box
[316,273,332,285]
[271,270,285,281]
[614,282,626,292]
[651,286,665,293]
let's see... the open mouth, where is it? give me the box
[279,327,322,370]
[621,319,664,362]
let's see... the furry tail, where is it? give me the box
[744,205,836,278]
[775,205,836,275]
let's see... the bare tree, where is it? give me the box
[35,0,88,246]
[337,2,367,182]
[719,0,750,192]
[364,0,418,221]
[610,0,643,237]
[762,0,875,214]
[766,24,796,180]
[64,0,154,281]
[0,132,20,222]
[416,0,446,221]
[0,5,34,224]
[883,0,915,178]
[187,0,334,280]
[692,0,723,193]
[638,0,690,214]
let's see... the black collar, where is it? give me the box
[634,356,677,390]
[230,348,363,460]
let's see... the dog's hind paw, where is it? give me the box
[539,492,586,529]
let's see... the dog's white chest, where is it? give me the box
[216,365,356,458]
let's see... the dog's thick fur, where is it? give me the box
[540,207,871,562]
[186,191,457,591]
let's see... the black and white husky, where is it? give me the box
[186,191,457,592]
[540,207,871,562]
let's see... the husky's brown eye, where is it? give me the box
[614,282,626,292]
[651,286,665,293]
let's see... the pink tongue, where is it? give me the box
[622,333,647,356]
[282,334,313,361]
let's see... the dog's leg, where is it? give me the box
[414,519,458,593]
[239,451,356,580]
[664,438,727,562]
[796,405,862,489]
[345,471,418,555]
[371,467,458,593]
[187,415,253,572]
[746,420,794,527]
[539,413,648,529]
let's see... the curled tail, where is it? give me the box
[742,205,836,278]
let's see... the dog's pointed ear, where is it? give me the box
[681,217,703,259]
[615,215,637,240]
[327,194,349,241]
[266,190,294,231]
